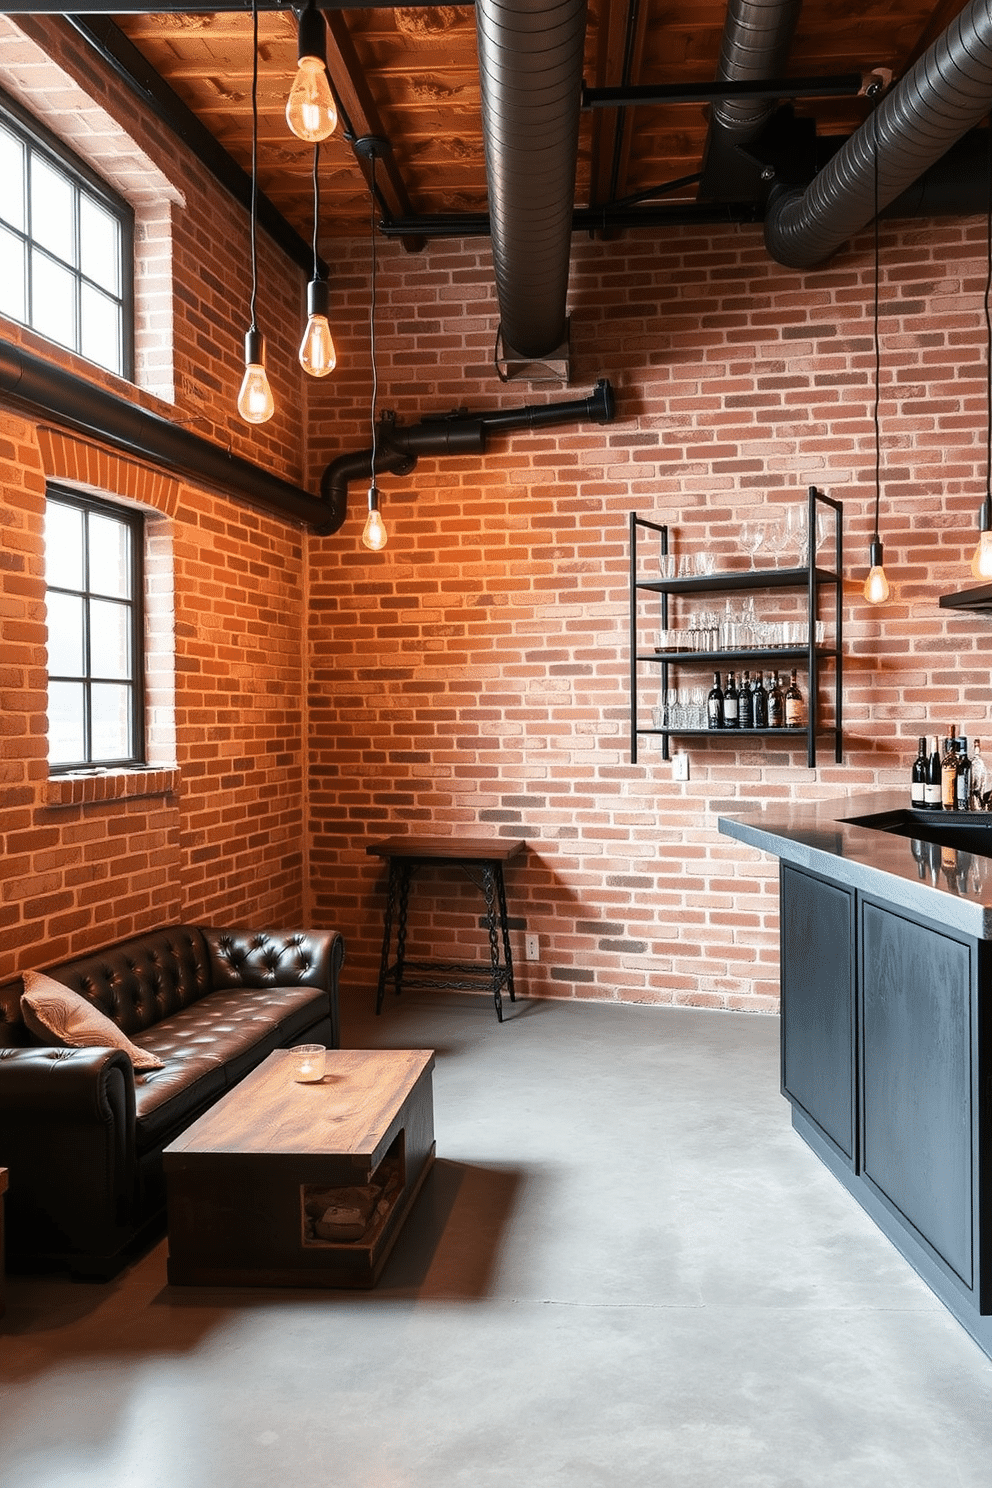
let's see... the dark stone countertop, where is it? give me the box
[718,791,992,940]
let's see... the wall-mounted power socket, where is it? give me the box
[672,751,690,782]
[525,934,540,961]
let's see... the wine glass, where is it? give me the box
[741,521,765,569]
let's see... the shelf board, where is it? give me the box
[637,726,827,739]
[938,584,992,612]
[638,646,836,665]
[635,566,838,595]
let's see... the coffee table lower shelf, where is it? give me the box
[163,1048,435,1289]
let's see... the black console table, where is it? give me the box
[367,836,526,1022]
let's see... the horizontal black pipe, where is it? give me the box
[379,202,765,239]
[582,74,866,109]
[318,379,616,536]
[0,339,329,530]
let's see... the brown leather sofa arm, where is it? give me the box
[0,1046,137,1272]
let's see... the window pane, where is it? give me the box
[48,680,85,765]
[90,598,130,679]
[91,682,131,759]
[31,249,76,349]
[80,283,121,373]
[0,223,26,322]
[0,126,24,230]
[79,195,120,294]
[30,155,75,263]
[44,500,84,588]
[88,512,131,598]
[45,591,84,676]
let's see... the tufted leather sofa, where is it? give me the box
[0,924,344,1276]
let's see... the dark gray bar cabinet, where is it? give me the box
[719,794,992,1360]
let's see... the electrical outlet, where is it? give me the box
[673,751,690,782]
[525,933,540,961]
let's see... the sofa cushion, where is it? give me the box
[130,983,330,1148]
[44,927,213,1035]
[21,971,165,1071]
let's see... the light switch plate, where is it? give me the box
[673,751,690,782]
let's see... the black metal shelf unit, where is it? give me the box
[629,486,844,768]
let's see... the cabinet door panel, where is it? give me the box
[781,864,855,1161]
[861,901,973,1290]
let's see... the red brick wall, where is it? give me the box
[305,221,992,1012]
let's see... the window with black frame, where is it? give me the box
[44,489,145,770]
[0,89,133,378]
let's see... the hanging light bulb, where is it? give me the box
[299,145,336,377]
[362,484,387,550]
[972,499,992,578]
[299,279,336,376]
[864,537,890,605]
[238,328,275,423]
[238,3,275,425]
[286,1,337,143]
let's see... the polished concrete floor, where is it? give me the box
[2,991,991,1487]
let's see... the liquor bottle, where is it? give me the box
[970,739,989,810]
[910,736,927,807]
[723,671,739,728]
[924,735,943,810]
[707,671,724,729]
[738,669,754,729]
[767,671,784,729]
[785,669,805,729]
[941,736,958,812]
[955,737,972,812]
[752,671,768,728]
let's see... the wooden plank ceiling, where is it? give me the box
[109,1,970,246]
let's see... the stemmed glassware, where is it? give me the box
[741,521,765,569]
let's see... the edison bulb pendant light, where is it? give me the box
[972,499,992,579]
[299,277,336,377]
[237,328,274,424]
[864,536,889,605]
[362,484,388,551]
[286,3,337,144]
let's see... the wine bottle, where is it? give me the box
[723,671,739,728]
[767,671,784,729]
[955,737,972,812]
[707,671,724,729]
[785,669,805,728]
[738,669,753,729]
[941,736,958,812]
[910,736,927,807]
[924,735,943,810]
[752,671,768,728]
[970,739,988,810]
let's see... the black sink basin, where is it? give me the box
[844,807,992,857]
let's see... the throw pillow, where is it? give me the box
[21,969,165,1071]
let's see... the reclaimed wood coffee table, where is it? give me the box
[164,1048,435,1289]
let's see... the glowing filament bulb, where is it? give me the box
[286,56,337,143]
[299,279,336,377]
[237,329,274,424]
[863,538,889,604]
[362,485,387,551]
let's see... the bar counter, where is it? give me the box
[718,790,992,1362]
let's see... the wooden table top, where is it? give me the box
[163,1049,435,1160]
[366,835,527,864]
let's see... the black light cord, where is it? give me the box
[872,102,882,544]
[369,151,379,488]
[249,0,259,334]
[312,142,320,281]
[985,127,992,509]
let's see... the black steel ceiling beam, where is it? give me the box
[582,73,867,109]
[65,15,322,276]
[378,201,765,239]
[3,1,447,10]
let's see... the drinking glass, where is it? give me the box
[741,522,765,569]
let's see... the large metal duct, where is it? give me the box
[765,0,992,269]
[475,0,587,362]
[699,0,803,200]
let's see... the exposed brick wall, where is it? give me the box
[304,221,992,1013]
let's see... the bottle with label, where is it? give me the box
[785,669,805,728]
[941,736,958,811]
[924,735,943,810]
[707,672,724,729]
[752,671,768,728]
[767,671,784,729]
[970,739,989,810]
[738,669,753,729]
[955,737,972,812]
[723,671,739,728]
[910,736,927,807]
